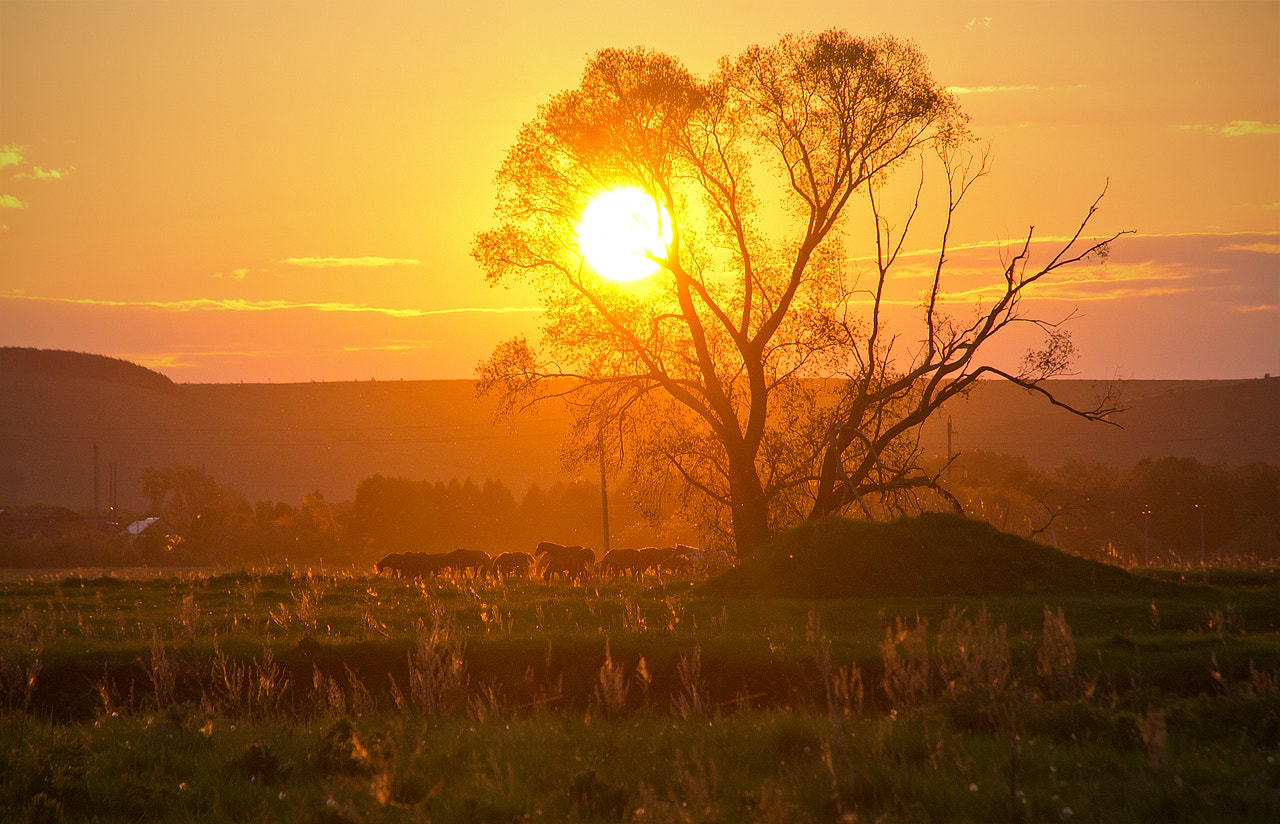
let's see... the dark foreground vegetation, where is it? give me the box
[2,516,1278,823]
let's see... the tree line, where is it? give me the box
[942,454,1280,567]
[0,468,686,568]
[1,456,1274,569]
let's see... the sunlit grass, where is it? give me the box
[2,563,1278,821]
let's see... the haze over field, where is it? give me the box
[1,1,1276,384]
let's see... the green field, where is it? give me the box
[3,521,1279,822]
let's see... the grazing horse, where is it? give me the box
[601,548,643,576]
[675,543,705,572]
[490,551,535,578]
[375,552,405,577]
[636,546,676,574]
[398,551,451,579]
[535,542,595,584]
[443,547,492,576]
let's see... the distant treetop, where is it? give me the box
[0,347,178,393]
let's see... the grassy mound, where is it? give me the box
[704,512,1167,599]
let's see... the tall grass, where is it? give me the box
[0,604,43,711]
[1,566,1278,822]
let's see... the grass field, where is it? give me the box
[2,518,1279,822]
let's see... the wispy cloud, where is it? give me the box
[849,233,1121,267]
[119,340,449,377]
[0,194,26,209]
[281,256,421,268]
[0,293,537,317]
[851,230,1279,267]
[946,84,1039,95]
[340,341,438,353]
[923,263,1200,305]
[1,145,72,181]
[0,146,24,171]
[1219,241,1280,254]
[848,232,1276,309]
[1176,120,1280,137]
[1221,121,1280,137]
[15,167,71,181]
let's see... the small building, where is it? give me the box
[0,505,86,541]
[124,517,162,538]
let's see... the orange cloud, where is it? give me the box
[0,294,537,317]
[280,256,422,268]
[1218,242,1280,255]
[0,150,23,171]
[947,84,1038,95]
[16,167,71,181]
[339,341,439,353]
[1,145,72,181]
[927,265,1198,305]
[1176,120,1280,137]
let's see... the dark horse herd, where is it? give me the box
[375,541,699,583]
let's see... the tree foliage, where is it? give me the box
[941,453,1280,565]
[474,30,1125,555]
[139,464,238,531]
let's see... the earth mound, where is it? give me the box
[704,512,1167,599]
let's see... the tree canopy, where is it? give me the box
[474,30,1124,556]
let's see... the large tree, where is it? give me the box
[473,30,1124,556]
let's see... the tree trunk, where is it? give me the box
[727,455,771,557]
[807,444,847,522]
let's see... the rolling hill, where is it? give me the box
[1,348,1276,510]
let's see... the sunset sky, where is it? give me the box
[2,0,1276,384]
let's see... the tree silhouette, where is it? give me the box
[139,464,231,530]
[474,30,1124,555]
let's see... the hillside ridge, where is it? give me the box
[1,349,1275,510]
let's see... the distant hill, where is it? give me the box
[0,351,572,511]
[0,347,177,394]
[1,348,1275,510]
[918,377,1280,470]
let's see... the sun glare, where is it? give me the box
[576,187,672,282]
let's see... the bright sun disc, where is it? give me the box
[576,187,672,282]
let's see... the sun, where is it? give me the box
[576,186,673,282]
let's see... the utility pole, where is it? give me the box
[1196,504,1205,566]
[1142,505,1151,566]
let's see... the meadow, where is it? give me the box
[2,527,1279,823]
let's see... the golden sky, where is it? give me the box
[1,0,1276,382]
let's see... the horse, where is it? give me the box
[443,547,492,576]
[601,547,643,576]
[535,541,596,584]
[375,552,405,576]
[398,551,451,579]
[490,551,535,578]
